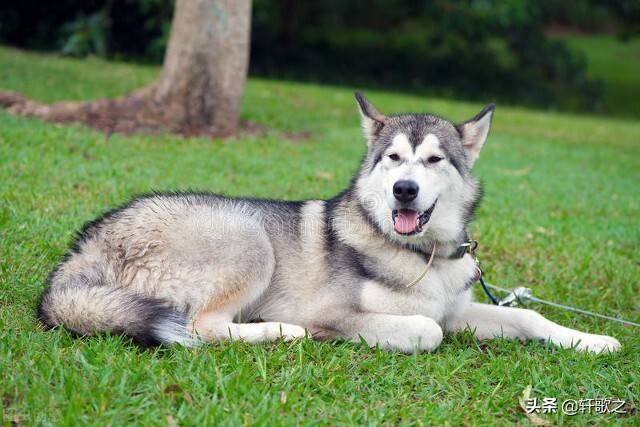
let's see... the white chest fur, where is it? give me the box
[359,254,477,323]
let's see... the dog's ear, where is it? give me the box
[355,91,386,145]
[457,104,495,167]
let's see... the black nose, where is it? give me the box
[393,180,419,203]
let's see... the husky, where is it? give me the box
[37,92,620,353]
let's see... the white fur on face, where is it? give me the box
[357,132,477,243]
[380,133,443,212]
[415,133,442,159]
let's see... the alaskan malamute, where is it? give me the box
[38,93,620,353]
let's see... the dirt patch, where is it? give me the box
[0,90,310,142]
[1,89,222,137]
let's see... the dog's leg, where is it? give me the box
[445,302,620,353]
[192,313,306,343]
[166,216,306,344]
[337,313,443,353]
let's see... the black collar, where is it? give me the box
[448,241,477,259]
[447,233,478,259]
[416,235,476,262]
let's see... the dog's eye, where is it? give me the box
[388,154,400,161]
[427,156,443,164]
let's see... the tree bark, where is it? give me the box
[153,0,251,136]
[0,0,253,138]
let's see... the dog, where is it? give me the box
[37,92,621,353]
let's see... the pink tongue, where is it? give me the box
[394,209,419,234]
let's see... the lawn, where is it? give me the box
[557,33,640,119]
[0,46,638,425]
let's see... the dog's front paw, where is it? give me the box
[566,333,621,354]
[384,315,443,353]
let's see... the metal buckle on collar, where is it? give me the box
[462,239,478,255]
[450,239,478,259]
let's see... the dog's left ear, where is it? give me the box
[355,91,387,146]
[457,104,495,167]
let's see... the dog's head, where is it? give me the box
[353,92,494,244]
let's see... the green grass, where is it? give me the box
[558,34,640,119]
[1,46,639,426]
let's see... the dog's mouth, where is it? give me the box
[392,201,437,235]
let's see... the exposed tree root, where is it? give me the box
[0,88,262,139]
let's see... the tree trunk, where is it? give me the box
[153,0,252,136]
[0,0,253,138]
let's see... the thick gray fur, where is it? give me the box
[37,93,620,354]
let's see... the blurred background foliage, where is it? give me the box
[1,0,638,117]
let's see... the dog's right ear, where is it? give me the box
[355,91,386,145]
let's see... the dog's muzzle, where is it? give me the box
[392,200,437,235]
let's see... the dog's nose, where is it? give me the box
[393,180,419,203]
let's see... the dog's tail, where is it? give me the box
[37,262,195,347]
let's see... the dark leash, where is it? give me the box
[466,238,640,327]
[406,236,640,326]
[461,238,501,305]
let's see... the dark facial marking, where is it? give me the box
[365,112,471,176]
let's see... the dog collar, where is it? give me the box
[405,236,478,288]
[448,238,478,259]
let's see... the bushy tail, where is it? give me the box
[37,278,195,347]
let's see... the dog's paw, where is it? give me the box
[559,333,621,354]
[277,324,307,341]
[573,333,621,353]
[384,315,443,353]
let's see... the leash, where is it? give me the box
[472,240,640,328]
[403,236,639,327]
[480,281,640,327]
